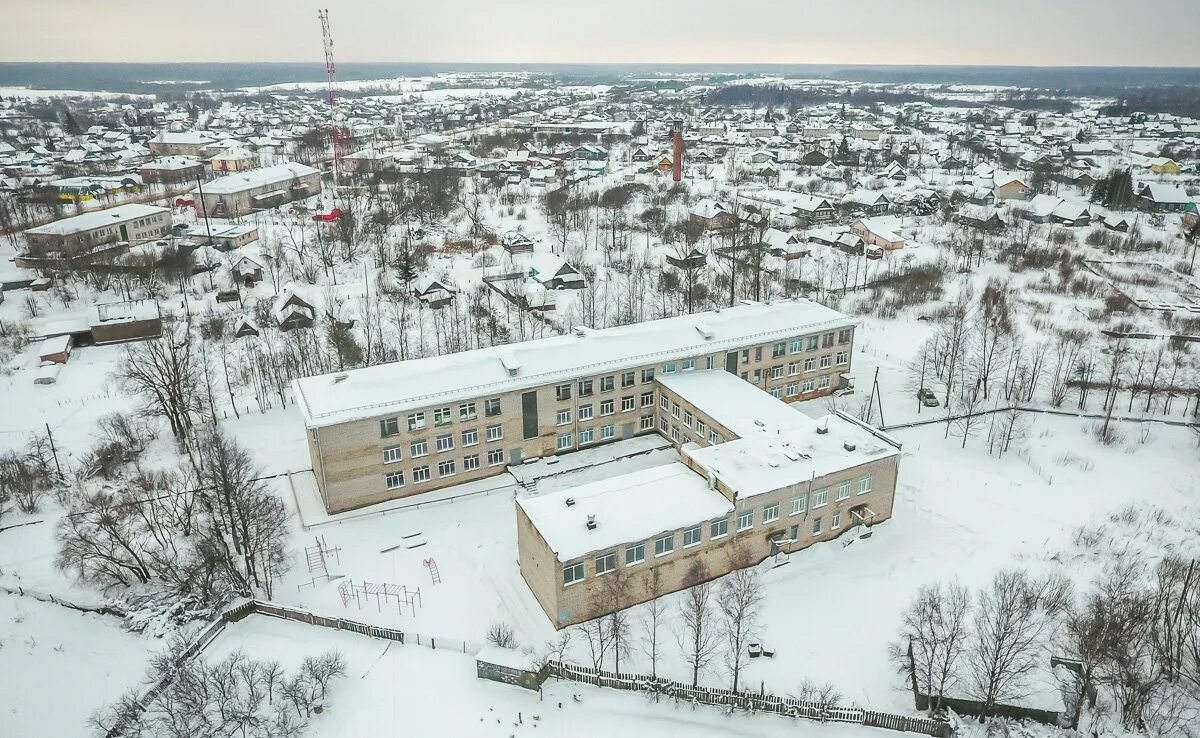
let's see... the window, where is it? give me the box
[660,395,669,410]
[438,459,456,477]
[804,357,816,372]
[434,407,452,426]
[579,428,594,444]
[641,368,655,383]
[663,361,677,374]
[600,376,614,392]
[556,408,572,425]
[682,358,695,371]
[802,378,815,393]
[823,333,835,348]
[579,404,594,421]
[706,356,715,369]
[836,481,851,501]
[755,347,763,361]
[486,424,503,442]
[859,476,873,494]
[410,439,429,457]
[654,534,674,557]
[683,410,693,426]
[600,424,615,440]
[741,349,749,364]
[711,518,728,539]
[773,341,786,358]
[622,396,635,412]
[836,351,849,365]
[683,525,702,547]
[752,369,761,383]
[659,416,669,432]
[812,489,828,508]
[832,511,842,529]
[622,371,636,388]
[600,399,614,416]
[383,445,402,464]
[670,425,680,442]
[786,383,799,397]
[461,428,479,446]
[737,510,754,531]
[595,552,616,576]
[556,383,572,402]
[380,417,400,437]
[788,361,800,376]
[464,454,480,471]
[820,355,833,369]
[807,336,819,351]
[413,465,431,483]
[818,375,831,389]
[557,433,573,450]
[578,379,593,397]
[641,392,654,408]
[626,543,645,566]
[436,434,454,452]
[485,398,502,416]
[385,470,404,489]
[671,402,680,419]
[790,495,807,515]
[487,448,504,466]
[789,339,802,354]
[771,387,784,399]
[838,328,852,344]
[640,415,654,430]
[708,430,719,444]
[763,503,780,523]
[771,366,784,380]
[812,516,823,534]
[459,402,476,420]
[564,562,585,586]
[695,420,706,435]
[406,412,425,430]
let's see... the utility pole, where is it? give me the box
[45,423,62,478]
[194,172,214,246]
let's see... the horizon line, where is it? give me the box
[2,60,1200,71]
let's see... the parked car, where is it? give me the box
[917,388,939,407]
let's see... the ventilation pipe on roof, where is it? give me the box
[843,441,857,452]
[586,514,597,530]
[707,472,717,490]
[565,497,575,507]
[333,373,348,384]
[816,424,829,435]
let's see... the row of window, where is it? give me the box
[380,398,503,437]
[555,392,655,425]
[557,416,655,450]
[556,370,655,402]
[765,353,848,380]
[383,448,507,489]
[382,424,504,462]
[563,478,874,586]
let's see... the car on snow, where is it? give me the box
[917,388,939,407]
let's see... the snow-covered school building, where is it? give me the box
[293,299,858,514]
[194,162,321,218]
[517,369,902,626]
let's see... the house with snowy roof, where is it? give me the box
[1137,183,1194,213]
[194,162,320,218]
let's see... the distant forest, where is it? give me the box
[704,85,1076,113]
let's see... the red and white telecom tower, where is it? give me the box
[671,119,684,182]
[318,8,348,189]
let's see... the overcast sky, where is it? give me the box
[3,0,1198,67]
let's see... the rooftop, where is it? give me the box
[517,463,733,562]
[25,204,169,237]
[684,412,901,499]
[656,369,811,439]
[292,300,856,428]
[198,162,320,195]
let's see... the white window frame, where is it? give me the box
[557,433,573,450]
[812,489,828,508]
[385,470,404,490]
[600,424,615,440]
[654,534,674,557]
[763,503,780,523]
[579,404,594,420]
[595,552,616,576]
[625,543,645,566]
[437,459,456,477]
[486,424,503,442]
[710,518,728,539]
[436,434,454,452]
[461,428,479,447]
[579,428,594,444]
[410,439,429,457]
[790,495,807,515]
[383,445,402,464]
[556,408,572,425]
[412,465,431,483]
[463,454,480,472]
[564,562,585,586]
[859,476,873,494]
[737,511,754,532]
[683,524,702,547]
[487,448,504,466]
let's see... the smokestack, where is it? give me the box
[672,119,684,182]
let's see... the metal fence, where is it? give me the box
[241,600,479,654]
[547,661,952,737]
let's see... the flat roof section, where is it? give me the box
[292,300,856,428]
[517,463,733,563]
[656,369,813,439]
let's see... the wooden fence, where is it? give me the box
[546,661,952,737]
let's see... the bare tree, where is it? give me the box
[487,622,519,649]
[116,326,204,440]
[717,549,763,692]
[678,560,721,687]
[892,581,972,714]
[639,567,668,680]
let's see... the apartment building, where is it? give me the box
[517,369,901,627]
[21,204,171,263]
[292,299,856,514]
[195,162,321,218]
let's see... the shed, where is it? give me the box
[34,364,61,385]
[39,334,73,364]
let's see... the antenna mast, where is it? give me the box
[318,8,346,193]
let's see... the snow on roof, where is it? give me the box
[517,463,733,562]
[88,299,159,326]
[39,334,72,355]
[854,216,905,243]
[141,155,202,170]
[293,300,856,428]
[993,171,1028,188]
[199,162,320,195]
[684,412,900,500]
[657,370,811,439]
[1141,183,1189,204]
[25,203,168,237]
[150,130,216,145]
